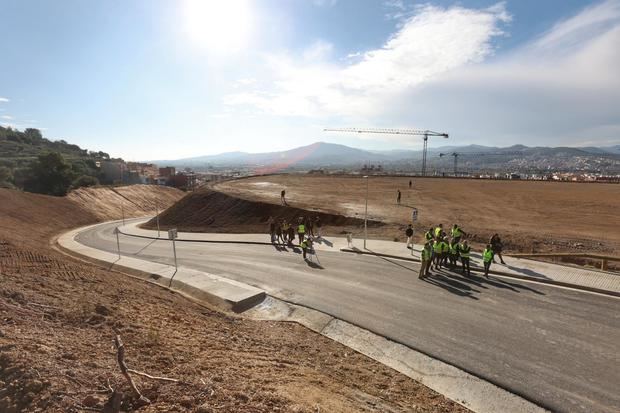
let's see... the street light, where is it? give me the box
[363,175,368,249]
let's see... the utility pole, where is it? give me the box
[363,175,368,249]
[156,203,160,238]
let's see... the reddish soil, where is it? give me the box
[214,175,620,255]
[0,186,467,412]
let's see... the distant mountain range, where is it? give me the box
[150,141,620,174]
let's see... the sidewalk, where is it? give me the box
[120,219,620,297]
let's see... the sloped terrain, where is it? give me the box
[67,185,183,221]
[215,175,620,254]
[0,186,466,412]
[145,189,384,234]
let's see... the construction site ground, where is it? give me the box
[0,186,467,412]
[213,174,620,257]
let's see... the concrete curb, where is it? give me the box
[247,297,549,413]
[55,223,266,313]
[339,248,620,298]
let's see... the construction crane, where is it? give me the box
[323,127,449,176]
[439,151,523,176]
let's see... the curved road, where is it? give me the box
[76,221,620,413]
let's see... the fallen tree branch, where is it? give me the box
[113,334,150,405]
[127,368,179,383]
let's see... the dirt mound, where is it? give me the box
[145,189,383,233]
[67,185,183,221]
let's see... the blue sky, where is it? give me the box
[1,0,619,160]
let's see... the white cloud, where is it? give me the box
[1,115,13,120]
[0,97,9,103]
[225,3,510,119]
[225,0,620,147]
[312,0,337,7]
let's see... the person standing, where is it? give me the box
[451,224,466,244]
[287,223,296,245]
[275,220,284,244]
[434,223,443,240]
[432,238,443,270]
[424,227,434,243]
[397,189,401,205]
[282,220,290,243]
[459,240,471,276]
[280,189,287,205]
[267,216,275,242]
[440,237,450,267]
[419,242,432,279]
[405,224,414,249]
[301,238,312,260]
[483,244,494,278]
[306,216,314,237]
[315,216,322,238]
[490,233,506,264]
[448,238,459,267]
[409,180,412,189]
[297,218,306,244]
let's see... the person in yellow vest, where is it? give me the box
[440,237,450,267]
[451,224,466,244]
[432,238,443,270]
[419,241,432,279]
[483,244,494,278]
[301,237,313,260]
[459,240,471,276]
[434,224,443,240]
[282,220,290,243]
[425,227,434,243]
[448,238,459,268]
[297,218,306,244]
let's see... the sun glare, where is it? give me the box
[184,0,253,53]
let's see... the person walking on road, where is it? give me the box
[397,189,401,205]
[490,233,506,264]
[419,242,432,279]
[306,216,314,237]
[459,240,471,276]
[405,224,414,249]
[297,218,306,244]
[483,244,494,278]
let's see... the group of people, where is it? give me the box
[267,215,323,260]
[417,223,506,279]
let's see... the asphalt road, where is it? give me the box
[77,221,620,413]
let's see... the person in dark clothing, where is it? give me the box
[490,233,506,264]
[405,224,414,249]
[397,190,401,205]
[267,216,275,242]
[409,180,412,189]
[280,189,287,205]
[306,216,314,237]
[314,216,322,237]
[287,224,296,245]
[275,220,284,244]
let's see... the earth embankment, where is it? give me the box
[145,189,384,234]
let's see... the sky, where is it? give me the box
[1,0,619,160]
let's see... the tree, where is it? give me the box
[23,152,76,196]
[0,166,13,188]
[71,175,99,190]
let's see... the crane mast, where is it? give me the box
[323,127,449,176]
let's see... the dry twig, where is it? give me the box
[113,334,150,404]
[127,368,179,383]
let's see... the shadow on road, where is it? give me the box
[505,264,550,280]
[434,266,546,296]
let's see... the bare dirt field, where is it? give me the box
[214,175,620,254]
[0,186,466,413]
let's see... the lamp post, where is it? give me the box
[363,175,368,249]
